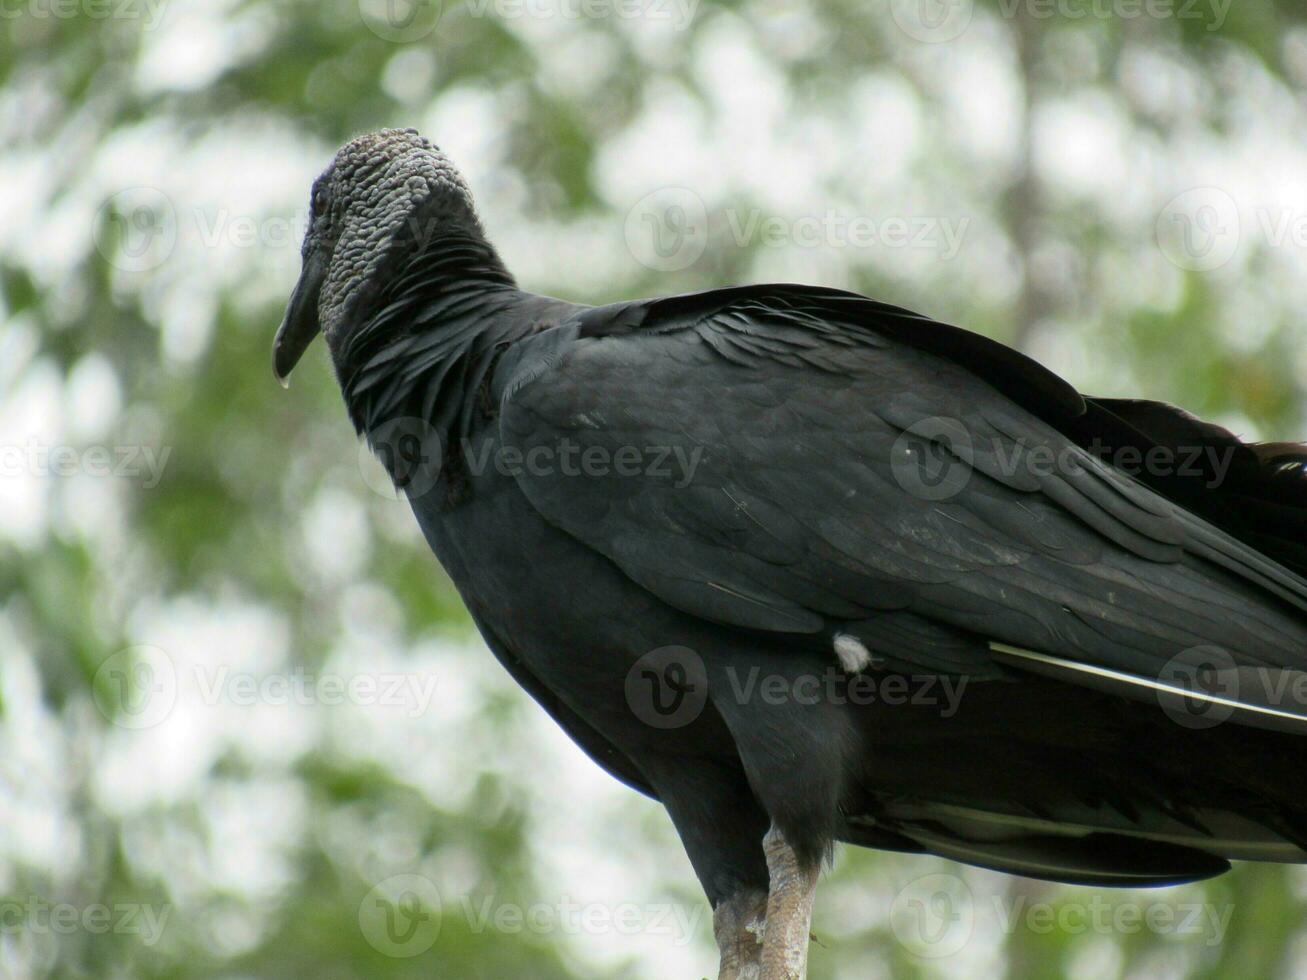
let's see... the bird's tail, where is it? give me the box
[1080,397,1307,577]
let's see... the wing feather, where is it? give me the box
[495,285,1307,696]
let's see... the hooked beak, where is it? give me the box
[272,248,327,387]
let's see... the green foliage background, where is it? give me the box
[3,0,1307,976]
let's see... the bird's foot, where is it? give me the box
[714,888,768,980]
[758,825,819,980]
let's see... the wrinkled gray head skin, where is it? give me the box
[273,128,483,383]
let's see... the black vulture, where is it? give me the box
[274,129,1307,978]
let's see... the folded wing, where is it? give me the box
[495,285,1307,719]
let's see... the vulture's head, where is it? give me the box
[273,128,484,384]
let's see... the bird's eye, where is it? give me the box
[312,188,329,217]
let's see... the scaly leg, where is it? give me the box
[714,888,768,980]
[759,825,820,980]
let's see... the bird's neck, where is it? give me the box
[334,223,514,367]
[335,228,530,446]
[402,225,518,297]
